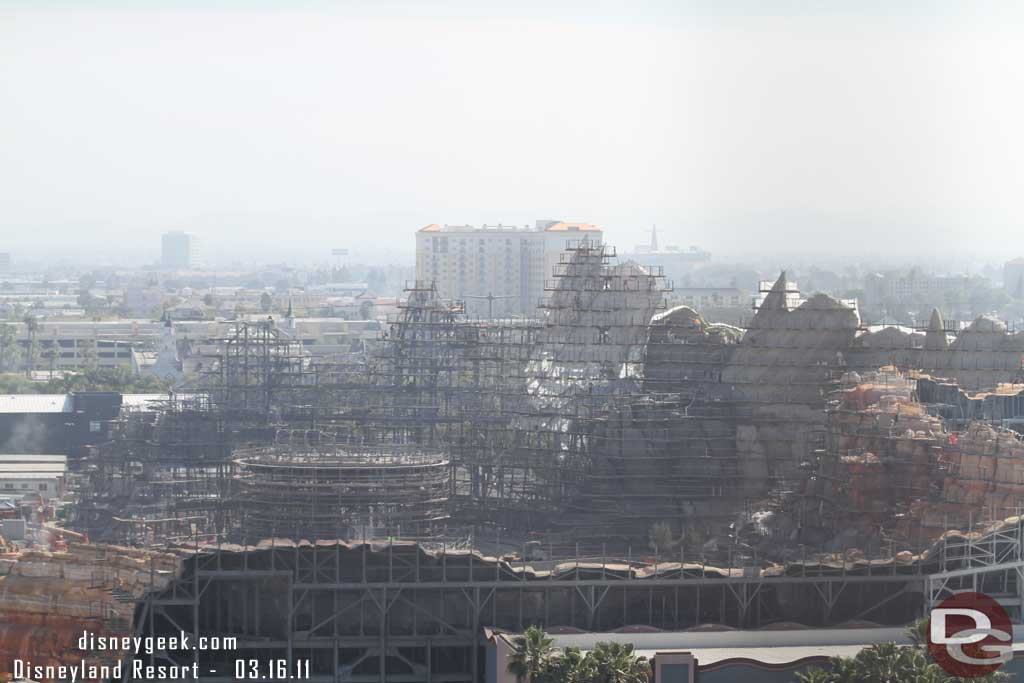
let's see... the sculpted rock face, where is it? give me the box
[631,273,1024,539]
[0,543,184,677]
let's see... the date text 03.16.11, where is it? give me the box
[235,659,311,680]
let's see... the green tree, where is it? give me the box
[508,626,556,683]
[77,338,98,370]
[5,366,170,394]
[0,373,35,394]
[648,521,676,556]
[549,647,594,683]
[22,314,38,373]
[793,619,1010,683]
[507,629,651,683]
[0,322,20,372]
[586,642,650,683]
[42,346,59,378]
[906,616,929,649]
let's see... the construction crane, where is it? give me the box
[465,292,516,320]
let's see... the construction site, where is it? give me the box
[5,237,1024,681]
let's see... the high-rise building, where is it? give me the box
[1005,258,1024,299]
[415,220,603,318]
[0,252,10,275]
[160,231,200,269]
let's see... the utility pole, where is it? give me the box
[465,292,516,320]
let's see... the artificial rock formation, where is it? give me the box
[0,543,183,679]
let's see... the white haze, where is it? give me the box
[1,1,1023,267]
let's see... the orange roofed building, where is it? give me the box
[415,220,602,318]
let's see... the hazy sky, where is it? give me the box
[2,1,1023,267]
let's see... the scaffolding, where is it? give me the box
[128,516,1024,682]
[234,442,450,541]
[69,247,1024,565]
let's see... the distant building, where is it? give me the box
[8,319,159,371]
[863,271,976,306]
[672,287,747,311]
[0,394,124,458]
[123,285,167,316]
[0,252,10,275]
[3,315,383,375]
[1005,258,1024,299]
[0,454,67,502]
[487,627,912,683]
[625,226,711,285]
[415,220,603,318]
[161,231,201,269]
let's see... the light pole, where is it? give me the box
[465,292,516,320]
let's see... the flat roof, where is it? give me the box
[0,394,71,413]
[638,645,869,665]
[0,463,67,475]
[543,221,600,232]
[0,454,67,464]
[503,626,913,656]
[121,393,201,410]
[121,394,171,409]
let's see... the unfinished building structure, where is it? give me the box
[74,322,314,544]
[124,517,1024,682]
[12,240,1024,682]
[71,252,1024,560]
[234,443,451,541]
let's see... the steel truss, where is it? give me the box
[126,518,1024,682]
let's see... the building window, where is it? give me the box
[39,483,47,491]
[90,421,103,433]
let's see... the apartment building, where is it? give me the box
[161,231,201,269]
[864,271,976,304]
[2,316,382,374]
[672,287,747,311]
[5,319,164,371]
[1005,258,1024,298]
[415,220,603,318]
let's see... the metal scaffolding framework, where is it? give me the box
[127,517,1024,682]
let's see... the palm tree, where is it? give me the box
[907,616,929,650]
[648,521,675,556]
[22,313,38,373]
[0,321,17,372]
[507,626,556,683]
[507,629,653,683]
[794,668,833,683]
[43,346,58,378]
[586,642,650,683]
[793,632,1010,682]
[550,647,594,683]
[77,337,98,370]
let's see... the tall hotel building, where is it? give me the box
[415,220,603,318]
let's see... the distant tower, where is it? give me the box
[650,224,658,252]
[161,231,200,269]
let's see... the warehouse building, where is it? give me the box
[0,453,67,501]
